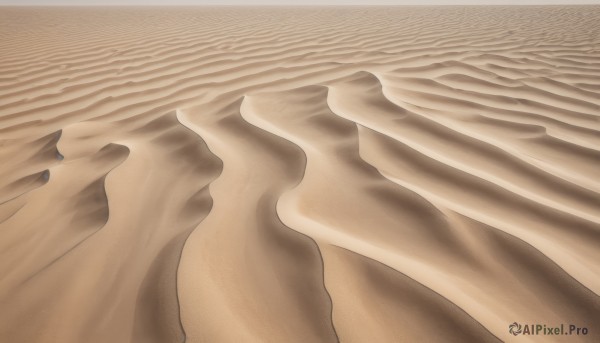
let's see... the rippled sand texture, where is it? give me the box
[1,6,599,343]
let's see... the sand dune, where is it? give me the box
[1,5,599,343]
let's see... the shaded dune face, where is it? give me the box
[0,6,599,343]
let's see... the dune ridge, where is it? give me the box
[1,6,599,343]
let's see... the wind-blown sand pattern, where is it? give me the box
[1,5,599,343]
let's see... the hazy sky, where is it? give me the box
[1,0,598,5]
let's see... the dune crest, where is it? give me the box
[1,6,599,343]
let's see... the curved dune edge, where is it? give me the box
[1,6,599,343]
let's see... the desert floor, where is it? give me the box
[0,5,599,343]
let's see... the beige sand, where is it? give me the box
[0,5,599,343]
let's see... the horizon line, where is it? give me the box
[1,3,598,6]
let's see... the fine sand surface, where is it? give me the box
[1,5,599,343]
